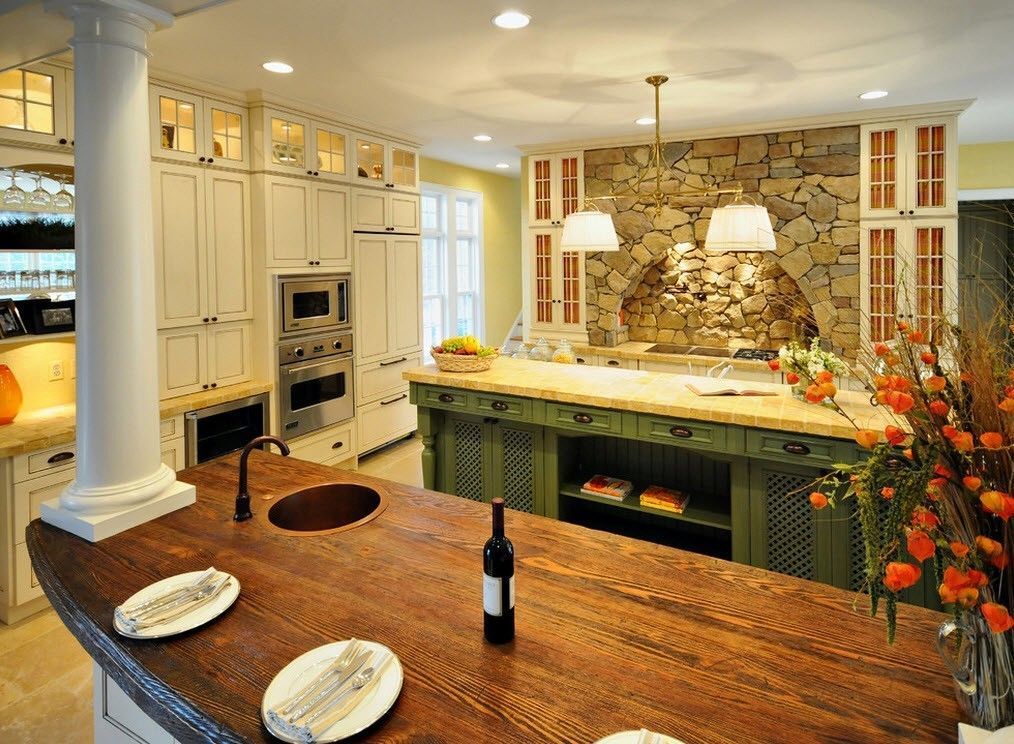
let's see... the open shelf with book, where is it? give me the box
[559,482,732,531]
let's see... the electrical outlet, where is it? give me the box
[49,360,64,381]
[68,357,76,380]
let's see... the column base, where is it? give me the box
[41,480,196,542]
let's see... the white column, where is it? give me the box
[41,0,195,542]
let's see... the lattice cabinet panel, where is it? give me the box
[764,470,817,580]
[451,417,486,503]
[492,421,544,515]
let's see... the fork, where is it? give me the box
[130,576,232,631]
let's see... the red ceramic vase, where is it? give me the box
[0,364,23,424]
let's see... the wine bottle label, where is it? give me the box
[483,574,515,617]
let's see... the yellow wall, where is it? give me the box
[0,336,75,413]
[959,142,1014,190]
[419,157,522,344]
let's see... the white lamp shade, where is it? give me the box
[560,211,620,252]
[704,204,777,252]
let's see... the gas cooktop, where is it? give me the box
[644,343,779,362]
[731,348,780,362]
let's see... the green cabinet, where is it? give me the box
[438,412,544,515]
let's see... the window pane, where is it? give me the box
[177,102,194,128]
[0,70,21,98]
[456,293,474,336]
[421,195,439,230]
[24,72,52,104]
[25,102,53,133]
[422,237,443,295]
[0,97,24,129]
[455,199,471,231]
[212,108,226,134]
[423,297,444,360]
[456,238,474,291]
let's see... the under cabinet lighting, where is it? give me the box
[492,11,530,29]
[262,61,293,74]
[635,117,656,126]
[473,134,493,142]
[859,90,888,100]
[495,162,510,169]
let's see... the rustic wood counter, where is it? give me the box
[27,451,960,743]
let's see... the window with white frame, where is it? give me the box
[421,185,483,361]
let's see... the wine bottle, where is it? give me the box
[483,497,515,643]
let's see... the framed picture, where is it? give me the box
[0,299,27,339]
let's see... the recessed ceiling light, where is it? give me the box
[262,61,293,74]
[492,10,530,29]
[635,117,656,126]
[473,134,493,142]
[858,90,888,100]
[495,162,510,169]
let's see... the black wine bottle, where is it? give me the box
[483,497,515,643]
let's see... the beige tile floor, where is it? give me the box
[0,436,423,743]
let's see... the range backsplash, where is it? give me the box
[583,126,860,358]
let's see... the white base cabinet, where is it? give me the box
[285,420,357,467]
[157,321,253,399]
[357,393,417,455]
[94,664,177,744]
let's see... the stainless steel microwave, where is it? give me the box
[278,274,351,337]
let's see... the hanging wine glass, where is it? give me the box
[2,170,26,208]
[52,177,73,211]
[28,173,52,209]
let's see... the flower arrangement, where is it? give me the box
[771,337,849,403]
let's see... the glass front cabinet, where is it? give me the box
[527,227,586,336]
[352,135,418,192]
[0,62,71,147]
[149,84,250,169]
[527,151,583,228]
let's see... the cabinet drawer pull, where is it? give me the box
[782,441,811,455]
[669,426,693,438]
[381,394,408,406]
[379,357,408,367]
[437,393,455,403]
[331,441,344,449]
[607,359,620,367]
[490,401,509,412]
[573,413,593,424]
[47,451,75,465]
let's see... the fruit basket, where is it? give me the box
[431,336,499,373]
[431,351,499,372]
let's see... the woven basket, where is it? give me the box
[432,351,498,372]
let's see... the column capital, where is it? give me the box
[44,0,174,33]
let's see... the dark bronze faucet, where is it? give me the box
[235,435,290,522]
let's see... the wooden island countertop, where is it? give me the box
[28,451,959,743]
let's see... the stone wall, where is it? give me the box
[583,126,861,357]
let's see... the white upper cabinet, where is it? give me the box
[262,174,351,268]
[351,134,419,193]
[150,84,250,168]
[158,321,252,398]
[252,106,352,183]
[859,116,957,220]
[0,62,71,147]
[152,162,253,328]
[351,188,420,234]
[526,151,583,227]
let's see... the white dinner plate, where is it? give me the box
[596,731,686,744]
[261,639,403,743]
[113,570,240,640]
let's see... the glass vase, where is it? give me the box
[937,611,1014,730]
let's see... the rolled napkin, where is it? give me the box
[636,730,662,744]
[114,567,220,632]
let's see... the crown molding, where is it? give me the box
[519,99,976,156]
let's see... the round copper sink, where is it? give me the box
[265,483,387,536]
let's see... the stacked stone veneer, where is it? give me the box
[583,126,861,357]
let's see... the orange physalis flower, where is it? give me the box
[855,429,879,449]
[907,530,936,562]
[785,372,800,385]
[885,353,900,367]
[907,329,925,343]
[884,562,921,592]
[963,476,982,491]
[951,431,975,452]
[981,603,1014,634]
[885,425,906,446]
[809,492,828,509]
[929,400,950,416]
[874,342,890,357]
[767,359,780,371]
[903,447,914,460]
[819,382,837,398]
[881,486,895,500]
[999,398,1014,414]
[896,320,910,332]
[805,384,826,404]
[912,507,940,530]
[925,375,947,393]
[957,587,980,609]
[942,425,958,439]
[950,541,970,558]
[991,552,1010,570]
[980,491,1014,521]
[976,535,1003,558]
[887,391,915,414]
[921,352,937,365]
[960,371,975,384]
[934,464,954,479]
[815,370,834,384]
[980,432,1004,450]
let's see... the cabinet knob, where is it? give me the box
[314,171,319,176]
[669,425,693,438]
[782,441,811,456]
[899,210,905,215]
[491,401,509,412]
[385,227,395,231]
[207,157,214,163]
[203,317,210,323]
[331,441,344,449]
[203,384,209,389]
[307,170,313,175]
[199,156,206,162]
[437,393,455,403]
[211,382,217,388]
[58,138,67,145]
[211,316,218,322]
[47,451,74,464]
[572,413,593,424]
[908,209,914,215]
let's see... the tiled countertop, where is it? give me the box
[404,357,893,441]
[0,380,272,458]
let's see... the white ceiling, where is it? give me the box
[5,0,1014,173]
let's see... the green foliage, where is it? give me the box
[0,214,74,250]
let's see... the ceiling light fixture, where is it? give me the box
[495,162,510,169]
[473,134,493,142]
[492,10,530,29]
[262,61,293,74]
[859,90,888,100]
[560,75,775,253]
[635,117,656,126]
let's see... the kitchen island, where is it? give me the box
[28,451,959,742]
[404,358,940,608]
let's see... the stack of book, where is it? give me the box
[639,485,690,514]
[580,474,633,501]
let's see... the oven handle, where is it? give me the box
[285,358,350,375]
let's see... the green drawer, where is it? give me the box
[545,402,624,435]
[417,385,470,412]
[474,392,532,421]
[745,428,840,467]
[636,414,735,452]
